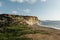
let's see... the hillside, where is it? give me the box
[0,14,60,40]
[0,14,39,26]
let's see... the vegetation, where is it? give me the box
[0,24,51,40]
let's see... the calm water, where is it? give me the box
[40,21,60,30]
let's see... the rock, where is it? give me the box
[0,14,39,27]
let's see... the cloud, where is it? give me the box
[0,11,3,14]
[18,0,24,3]
[10,0,47,4]
[24,9,31,13]
[0,2,3,7]
[25,0,37,4]
[40,0,47,2]
[10,0,16,2]
[12,10,18,14]
[10,0,37,4]
[0,12,2,14]
[17,8,20,11]
[0,13,2,14]
[10,0,24,3]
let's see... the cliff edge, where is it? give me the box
[0,14,60,40]
[0,14,39,26]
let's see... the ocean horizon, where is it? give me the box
[40,21,60,30]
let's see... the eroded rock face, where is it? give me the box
[0,14,39,26]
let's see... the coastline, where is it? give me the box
[40,25,60,30]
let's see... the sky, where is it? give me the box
[0,0,60,20]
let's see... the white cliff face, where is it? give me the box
[25,16,39,25]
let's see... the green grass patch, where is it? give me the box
[0,24,51,40]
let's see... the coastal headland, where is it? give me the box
[0,14,60,40]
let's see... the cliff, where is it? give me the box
[0,14,60,40]
[0,14,39,26]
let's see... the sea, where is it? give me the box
[40,21,60,30]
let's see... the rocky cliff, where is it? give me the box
[0,14,60,40]
[0,14,39,26]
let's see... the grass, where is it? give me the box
[0,24,33,40]
[0,24,51,40]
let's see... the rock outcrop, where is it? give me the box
[0,14,39,26]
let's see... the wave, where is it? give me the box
[40,25,60,30]
[40,21,60,30]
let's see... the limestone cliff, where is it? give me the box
[0,14,39,26]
